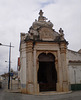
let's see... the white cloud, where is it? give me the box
[0,0,81,74]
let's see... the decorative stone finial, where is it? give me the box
[59,28,64,40]
[38,10,47,21]
[39,10,43,17]
[59,28,64,33]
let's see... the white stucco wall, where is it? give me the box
[68,64,81,84]
[67,49,81,84]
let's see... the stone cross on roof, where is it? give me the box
[39,10,43,17]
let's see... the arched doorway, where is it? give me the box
[38,53,57,92]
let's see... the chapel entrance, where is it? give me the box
[38,53,57,92]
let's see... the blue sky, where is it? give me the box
[0,0,81,75]
[38,0,56,8]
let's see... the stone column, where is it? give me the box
[60,43,69,92]
[26,41,34,94]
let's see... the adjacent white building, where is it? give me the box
[67,49,81,90]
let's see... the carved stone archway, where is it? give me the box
[37,53,57,92]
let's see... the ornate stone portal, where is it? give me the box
[20,10,69,94]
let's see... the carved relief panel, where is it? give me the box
[39,27,55,41]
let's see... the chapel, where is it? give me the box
[19,10,69,94]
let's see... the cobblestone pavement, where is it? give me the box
[0,89,81,100]
[0,80,81,100]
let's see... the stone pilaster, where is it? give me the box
[33,49,39,94]
[57,50,63,92]
[20,33,27,93]
[60,43,69,92]
[26,41,34,94]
